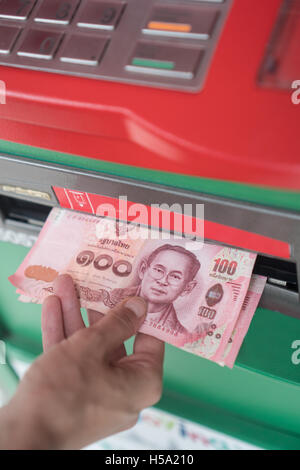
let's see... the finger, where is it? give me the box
[87,309,127,362]
[133,332,165,369]
[91,297,147,358]
[109,344,127,363]
[41,295,65,352]
[53,274,85,337]
[87,309,104,326]
[130,333,164,381]
[116,333,165,410]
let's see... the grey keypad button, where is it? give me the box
[143,4,219,40]
[59,34,108,66]
[77,1,125,30]
[34,0,80,25]
[0,26,21,54]
[126,41,203,80]
[17,29,63,59]
[0,0,36,20]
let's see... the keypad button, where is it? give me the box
[126,42,203,79]
[34,0,80,25]
[59,34,108,66]
[143,4,219,40]
[77,1,125,30]
[0,0,36,20]
[17,29,63,59]
[0,26,21,54]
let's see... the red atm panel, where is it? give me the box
[0,0,299,191]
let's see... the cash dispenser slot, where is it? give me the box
[0,194,52,230]
[253,256,298,294]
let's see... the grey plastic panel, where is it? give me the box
[0,154,300,319]
[0,0,233,92]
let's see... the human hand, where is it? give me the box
[0,274,164,449]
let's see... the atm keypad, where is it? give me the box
[0,0,232,92]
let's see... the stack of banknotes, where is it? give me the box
[9,208,267,368]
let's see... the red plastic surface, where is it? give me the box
[53,186,291,259]
[0,0,299,191]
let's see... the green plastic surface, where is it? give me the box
[1,140,300,449]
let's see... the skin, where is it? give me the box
[0,275,164,450]
[139,250,197,313]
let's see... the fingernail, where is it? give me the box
[125,297,147,318]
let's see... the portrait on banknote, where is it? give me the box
[107,243,201,336]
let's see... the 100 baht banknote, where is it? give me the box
[9,208,262,366]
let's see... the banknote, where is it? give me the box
[9,208,261,366]
[217,275,267,368]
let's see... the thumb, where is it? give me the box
[91,297,147,356]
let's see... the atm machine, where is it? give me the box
[0,0,300,450]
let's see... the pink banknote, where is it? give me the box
[217,275,267,368]
[9,208,262,366]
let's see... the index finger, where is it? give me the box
[53,274,85,337]
[116,333,165,411]
[42,295,65,351]
[133,332,165,370]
